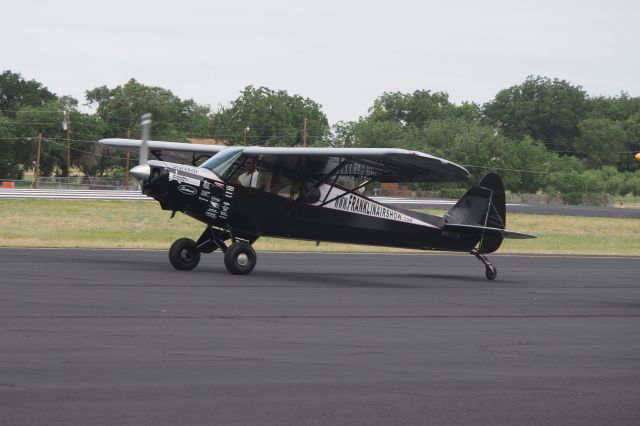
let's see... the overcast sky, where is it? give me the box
[4,0,639,124]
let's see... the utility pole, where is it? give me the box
[34,133,42,188]
[65,109,71,178]
[303,117,308,147]
[243,126,249,145]
[125,129,131,188]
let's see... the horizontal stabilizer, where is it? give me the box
[444,224,535,239]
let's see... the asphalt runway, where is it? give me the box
[1,248,639,425]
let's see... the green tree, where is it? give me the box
[0,71,57,178]
[210,86,330,146]
[620,171,640,196]
[543,155,585,194]
[14,99,74,177]
[330,121,358,147]
[586,92,640,122]
[622,113,640,171]
[0,115,22,179]
[367,90,458,127]
[598,166,626,195]
[499,137,558,193]
[71,112,109,176]
[483,76,588,151]
[0,70,57,118]
[86,79,209,142]
[573,118,626,168]
[350,119,408,149]
[10,96,113,177]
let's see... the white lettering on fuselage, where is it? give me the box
[332,194,415,223]
[320,187,437,228]
[168,171,200,187]
[171,164,201,175]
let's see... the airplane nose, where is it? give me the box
[130,164,151,181]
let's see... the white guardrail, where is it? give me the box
[0,189,456,205]
[0,189,149,200]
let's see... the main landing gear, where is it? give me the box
[472,249,497,280]
[169,238,201,271]
[223,242,257,275]
[168,227,257,275]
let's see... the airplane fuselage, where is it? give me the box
[144,161,481,252]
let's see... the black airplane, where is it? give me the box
[100,137,534,280]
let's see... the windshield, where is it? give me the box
[201,148,244,179]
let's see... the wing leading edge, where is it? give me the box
[99,138,227,155]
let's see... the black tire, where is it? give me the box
[485,265,497,280]
[224,242,257,275]
[169,238,201,271]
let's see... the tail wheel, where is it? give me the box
[169,238,201,271]
[485,265,497,280]
[224,242,257,275]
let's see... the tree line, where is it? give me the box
[1,70,639,199]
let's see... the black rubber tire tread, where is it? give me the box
[485,265,497,280]
[224,242,257,275]
[169,238,201,271]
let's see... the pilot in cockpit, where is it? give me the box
[237,157,260,188]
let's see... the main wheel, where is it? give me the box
[224,242,257,275]
[485,265,497,280]
[169,238,201,271]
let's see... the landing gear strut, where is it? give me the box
[472,249,497,280]
[169,226,258,275]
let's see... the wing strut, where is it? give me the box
[319,179,372,207]
[265,158,351,230]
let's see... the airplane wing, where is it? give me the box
[99,138,227,164]
[241,147,470,183]
[100,139,469,183]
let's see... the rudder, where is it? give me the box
[476,173,506,253]
[444,173,506,253]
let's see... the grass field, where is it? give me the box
[0,199,638,256]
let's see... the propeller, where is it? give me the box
[130,113,152,181]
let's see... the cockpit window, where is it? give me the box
[200,151,321,202]
[200,148,244,179]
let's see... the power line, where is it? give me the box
[3,134,638,179]
[0,119,329,135]
[0,121,63,125]
[1,135,638,158]
[461,164,582,176]
[41,138,128,161]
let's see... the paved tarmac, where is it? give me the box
[1,248,639,426]
[505,203,640,218]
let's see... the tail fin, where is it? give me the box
[444,173,507,253]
